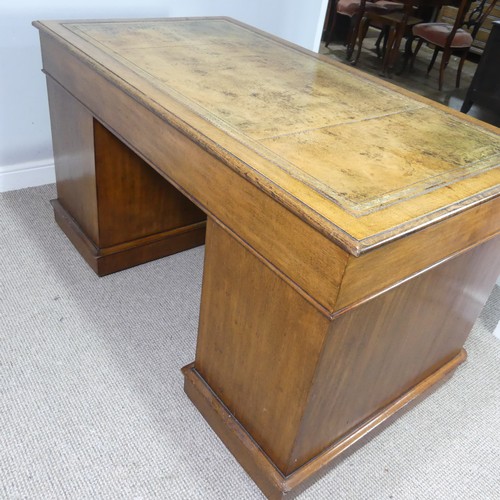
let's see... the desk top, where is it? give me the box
[34,18,500,254]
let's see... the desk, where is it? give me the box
[34,18,500,499]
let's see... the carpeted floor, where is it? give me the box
[1,184,499,499]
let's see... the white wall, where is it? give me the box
[0,0,328,192]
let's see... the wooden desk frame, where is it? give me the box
[34,17,500,499]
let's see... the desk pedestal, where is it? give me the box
[47,78,206,276]
[184,219,499,499]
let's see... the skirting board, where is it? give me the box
[0,158,55,193]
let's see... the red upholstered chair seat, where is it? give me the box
[368,1,405,12]
[336,0,365,17]
[336,0,403,17]
[412,23,473,48]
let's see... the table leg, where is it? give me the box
[46,78,207,276]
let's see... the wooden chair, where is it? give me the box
[408,0,498,90]
[353,1,422,73]
[325,0,405,59]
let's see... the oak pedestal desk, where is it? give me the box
[34,18,500,499]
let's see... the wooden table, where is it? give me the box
[34,18,500,499]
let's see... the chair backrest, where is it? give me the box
[445,0,475,44]
[432,0,474,47]
[438,0,499,43]
[464,0,498,39]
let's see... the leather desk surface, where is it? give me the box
[34,18,500,254]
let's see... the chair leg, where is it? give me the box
[410,38,424,72]
[347,13,362,60]
[354,16,371,65]
[438,49,452,91]
[428,47,440,74]
[399,34,414,74]
[456,51,468,88]
[375,28,387,58]
[385,22,406,75]
[382,25,398,75]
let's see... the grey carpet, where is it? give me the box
[1,184,499,499]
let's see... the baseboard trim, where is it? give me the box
[0,158,55,193]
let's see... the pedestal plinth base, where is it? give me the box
[182,349,466,499]
[52,199,206,276]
